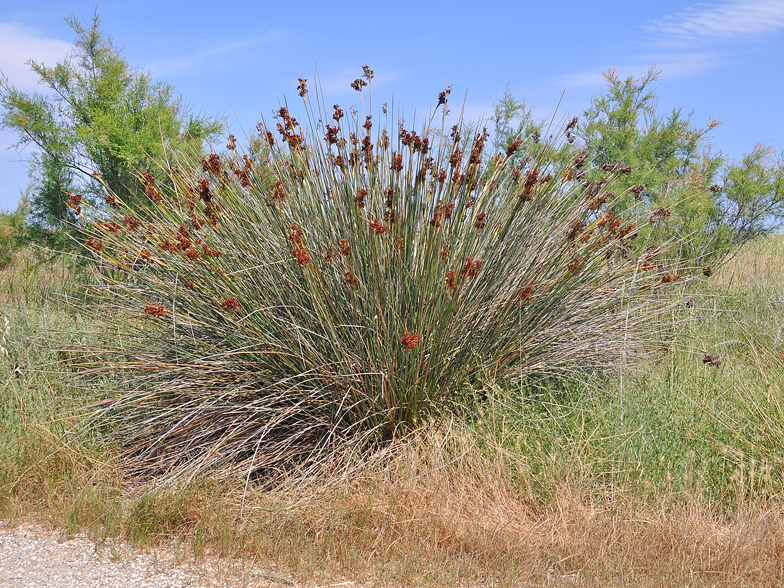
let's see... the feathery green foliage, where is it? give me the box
[0,10,221,248]
[577,67,784,269]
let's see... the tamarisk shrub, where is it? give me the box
[80,73,686,483]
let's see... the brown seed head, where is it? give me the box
[221,297,240,312]
[144,305,167,318]
[400,332,420,350]
[370,218,388,236]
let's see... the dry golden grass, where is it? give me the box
[716,233,784,291]
[4,424,784,587]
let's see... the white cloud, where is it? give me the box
[647,0,784,47]
[554,1,781,90]
[0,23,71,91]
[146,32,287,76]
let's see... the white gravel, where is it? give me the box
[0,521,301,587]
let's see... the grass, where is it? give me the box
[2,236,784,586]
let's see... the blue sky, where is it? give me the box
[0,0,782,211]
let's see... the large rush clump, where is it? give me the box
[80,71,683,483]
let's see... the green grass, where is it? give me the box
[470,235,784,506]
[2,237,784,586]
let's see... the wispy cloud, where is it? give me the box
[146,32,287,76]
[0,23,71,91]
[556,1,783,91]
[646,0,784,47]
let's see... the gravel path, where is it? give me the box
[0,521,302,588]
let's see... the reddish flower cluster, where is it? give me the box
[568,257,584,276]
[276,107,302,149]
[234,167,251,187]
[475,212,487,231]
[66,192,82,215]
[226,134,237,150]
[370,218,388,236]
[630,184,647,200]
[332,104,344,122]
[460,257,483,279]
[291,246,312,266]
[85,236,105,252]
[518,285,534,304]
[200,154,222,175]
[599,160,632,174]
[430,200,455,228]
[344,272,359,287]
[702,266,713,277]
[122,215,140,231]
[94,221,121,233]
[506,137,522,157]
[362,135,373,163]
[325,125,340,145]
[400,332,420,350]
[399,128,427,153]
[587,192,607,211]
[297,78,308,97]
[661,274,680,283]
[287,223,304,246]
[266,180,287,208]
[159,238,177,252]
[703,352,721,368]
[391,153,403,172]
[445,270,456,291]
[144,305,167,318]
[565,219,582,241]
[650,206,671,224]
[354,188,368,209]
[618,224,638,239]
[339,239,351,257]
[142,170,162,201]
[597,211,615,228]
[221,297,240,312]
[195,179,211,203]
[202,243,222,258]
[437,85,452,107]
[449,147,462,168]
[103,194,118,205]
[393,236,404,252]
[172,224,190,248]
